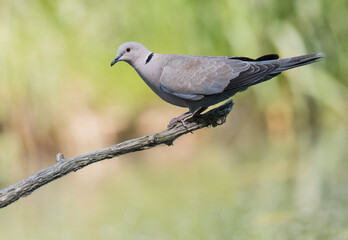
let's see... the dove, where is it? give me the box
[111,42,324,127]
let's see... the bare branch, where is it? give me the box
[0,100,234,209]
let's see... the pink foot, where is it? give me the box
[168,112,193,128]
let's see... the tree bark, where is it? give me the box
[0,100,233,209]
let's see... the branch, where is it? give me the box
[0,100,234,209]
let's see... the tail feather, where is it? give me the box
[244,53,324,89]
[275,53,325,73]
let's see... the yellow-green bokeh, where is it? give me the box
[0,0,347,239]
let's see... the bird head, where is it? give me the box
[111,42,150,66]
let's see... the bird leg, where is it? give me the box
[192,107,208,117]
[168,111,193,128]
[167,107,208,128]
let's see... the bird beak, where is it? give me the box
[111,55,121,66]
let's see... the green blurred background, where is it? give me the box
[1,0,347,239]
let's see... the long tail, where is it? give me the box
[243,53,324,88]
[275,53,325,73]
[226,52,324,92]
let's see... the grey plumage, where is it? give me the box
[111,42,324,127]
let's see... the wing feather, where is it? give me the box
[159,55,279,100]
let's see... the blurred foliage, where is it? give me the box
[0,0,348,239]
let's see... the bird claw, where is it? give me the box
[167,118,188,129]
[167,112,192,128]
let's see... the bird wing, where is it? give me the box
[159,55,279,101]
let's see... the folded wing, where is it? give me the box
[159,55,280,101]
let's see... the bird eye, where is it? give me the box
[126,48,131,52]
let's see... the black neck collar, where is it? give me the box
[145,53,154,65]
